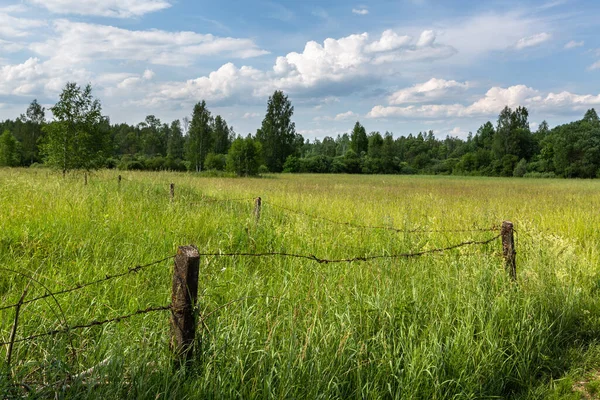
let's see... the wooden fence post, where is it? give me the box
[170,245,200,367]
[254,197,262,222]
[170,183,175,203]
[118,175,122,187]
[84,173,87,186]
[501,221,516,281]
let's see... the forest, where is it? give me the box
[1,82,599,178]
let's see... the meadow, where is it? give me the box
[2,169,600,399]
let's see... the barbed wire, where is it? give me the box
[196,234,501,264]
[187,195,256,205]
[266,202,498,234]
[0,255,175,312]
[0,305,172,346]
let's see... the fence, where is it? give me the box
[1,183,517,392]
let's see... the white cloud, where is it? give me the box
[368,84,600,119]
[352,7,369,15]
[335,111,359,121]
[0,12,46,38]
[365,30,411,53]
[515,32,551,50]
[30,20,269,67]
[449,127,466,136]
[0,57,91,96]
[388,78,469,105]
[315,111,359,122]
[438,12,551,62]
[416,30,436,47]
[588,61,600,71]
[151,29,457,106]
[243,112,261,119]
[26,0,171,18]
[564,40,584,49]
[151,62,266,106]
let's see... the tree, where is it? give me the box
[492,106,535,175]
[0,130,21,166]
[186,101,213,172]
[256,90,299,172]
[213,115,232,154]
[226,135,262,176]
[167,119,185,160]
[41,82,108,174]
[18,99,45,165]
[350,121,368,155]
[139,115,166,156]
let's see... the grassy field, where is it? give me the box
[2,169,600,399]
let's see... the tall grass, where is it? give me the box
[1,169,600,398]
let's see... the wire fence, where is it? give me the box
[185,193,499,234]
[0,255,175,312]
[1,195,509,378]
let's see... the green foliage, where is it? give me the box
[212,115,232,154]
[204,152,227,171]
[186,100,213,172]
[40,82,108,173]
[0,129,21,166]
[256,90,299,172]
[166,119,185,160]
[17,99,45,165]
[350,121,368,155]
[545,109,600,178]
[226,135,262,176]
[513,158,528,177]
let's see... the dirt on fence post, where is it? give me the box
[170,245,200,367]
[254,197,262,222]
[170,183,175,203]
[501,221,516,281]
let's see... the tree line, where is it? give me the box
[1,82,599,178]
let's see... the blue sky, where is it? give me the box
[0,0,599,140]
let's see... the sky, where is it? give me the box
[0,0,599,141]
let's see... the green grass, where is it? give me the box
[2,169,600,399]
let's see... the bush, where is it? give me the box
[523,171,557,178]
[226,135,262,176]
[513,158,527,177]
[204,153,227,171]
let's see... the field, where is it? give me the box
[2,169,600,399]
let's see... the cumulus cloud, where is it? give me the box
[26,0,171,18]
[243,112,261,119]
[29,20,269,67]
[365,30,411,53]
[0,57,91,96]
[149,29,457,106]
[368,84,600,119]
[0,12,46,37]
[352,7,369,15]
[515,32,551,50]
[416,30,436,47]
[564,40,584,49]
[388,78,469,105]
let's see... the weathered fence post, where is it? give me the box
[170,183,175,203]
[170,245,200,367]
[254,197,262,222]
[84,172,88,186]
[118,175,122,187]
[501,221,516,281]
